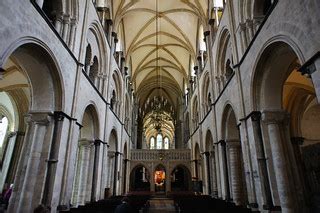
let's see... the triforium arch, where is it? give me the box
[40,0,79,48]
[215,28,233,92]
[0,40,63,212]
[72,104,100,206]
[110,70,122,116]
[84,23,108,92]
[221,104,247,206]
[129,163,151,192]
[201,71,213,115]
[253,40,319,212]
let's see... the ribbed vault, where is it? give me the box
[113,0,208,146]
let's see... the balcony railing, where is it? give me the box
[130,149,191,161]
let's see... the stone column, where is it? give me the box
[76,140,93,205]
[107,151,115,194]
[91,140,101,202]
[3,131,25,188]
[15,112,52,212]
[58,121,81,210]
[105,19,113,43]
[262,111,295,212]
[54,14,63,35]
[210,150,218,197]
[122,159,128,194]
[42,112,65,207]
[62,15,70,43]
[68,18,77,49]
[204,152,212,195]
[291,137,310,207]
[227,140,243,205]
[220,140,230,200]
[246,19,254,42]
[250,112,273,209]
[239,22,248,54]
[111,32,118,56]
[113,151,120,195]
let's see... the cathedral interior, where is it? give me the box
[0,0,319,212]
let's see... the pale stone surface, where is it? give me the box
[0,0,318,212]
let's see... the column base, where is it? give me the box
[57,205,69,211]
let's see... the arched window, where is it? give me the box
[0,116,8,147]
[150,137,155,149]
[164,137,169,149]
[156,134,163,149]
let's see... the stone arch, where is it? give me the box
[0,38,63,111]
[170,164,192,191]
[0,40,63,212]
[252,40,319,211]
[221,104,247,205]
[252,40,305,110]
[72,104,100,206]
[129,163,151,191]
[111,70,122,115]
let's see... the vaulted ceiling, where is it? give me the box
[112,0,209,111]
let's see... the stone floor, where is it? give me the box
[148,197,176,213]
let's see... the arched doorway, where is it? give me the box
[254,41,320,212]
[154,165,166,194]
[0,42,62,212]
[130,165,150,191]
[171,165,191,192]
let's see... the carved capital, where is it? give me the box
[26,112,52,125]
[261,110,289,125]
[78,139,94,147]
